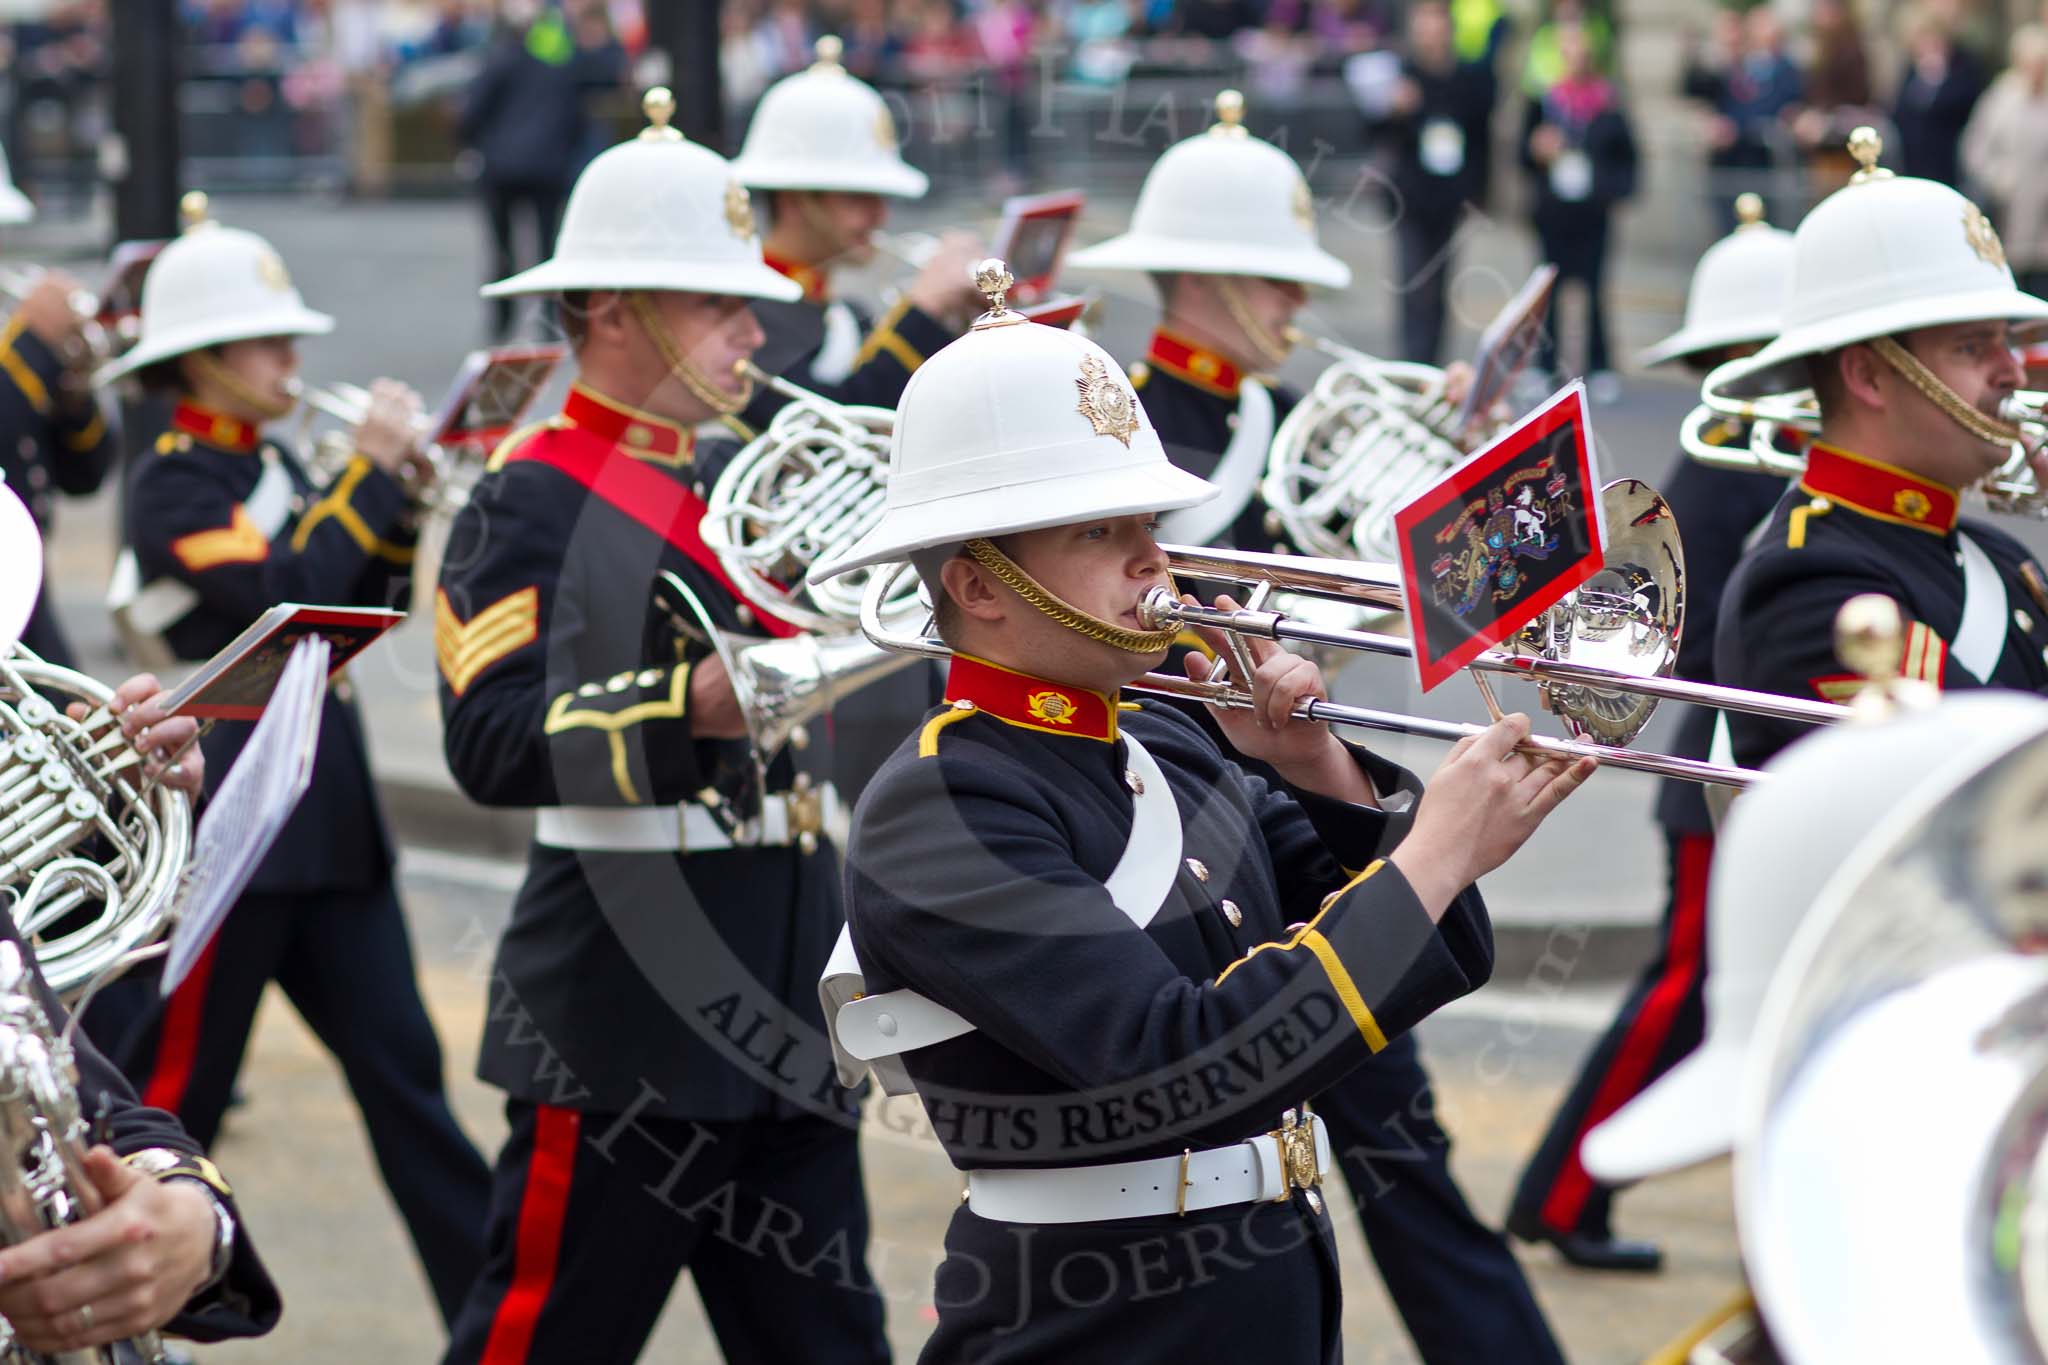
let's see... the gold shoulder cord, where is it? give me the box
[964,538,1181,655]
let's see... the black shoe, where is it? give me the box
[1506,1214,1664,1273]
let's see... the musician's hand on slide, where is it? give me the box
[66,674,205,798]
[686,655,751,741]
[0,1147,217,1352]
[1185,594,1374,802]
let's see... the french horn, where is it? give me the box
[1686,375,2048,517]
[1262,331,1480,561]
[0,648,190,1002]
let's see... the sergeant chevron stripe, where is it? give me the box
[438,587,539,695]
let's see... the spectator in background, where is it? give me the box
[1791,0,1879,194]
[1521,17,1635,399]
[1372,0,1494,365]
[837,0,903,81]
[1521,0,1612,99]
[1963,25,2048,297]
[974,0,1039,194]
[1892,2,1985,188]
[1699,6,1802,183]
[459,0,625,339]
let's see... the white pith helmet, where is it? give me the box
[1065,90,1350,290]
[1582,690,2048,1183]
[730,37,929,199]
[1638,193,1794,367]
[98,191,334,384]
[483,88,799,303]
[0,142,33,226]
[0,477,41,653]
[1710,127,2048,398]
[809,259,1216,581]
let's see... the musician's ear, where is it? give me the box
[939,554,1007,630]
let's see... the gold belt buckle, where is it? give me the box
[1270,1107,1321,1201]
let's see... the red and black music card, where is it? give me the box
[427,342,568,452]
[1392,381,1605,692]
[162,604,406,720]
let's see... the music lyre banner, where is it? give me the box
[1392,380,1605,692]
[161,604,406,720]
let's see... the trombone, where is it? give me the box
[857,486,1847,791]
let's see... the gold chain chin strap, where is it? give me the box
[187,351,297,422]
[964,538,1182,655]
[1216,278,1294,371]
[626,291,754,417]
[1869,335,2023,447]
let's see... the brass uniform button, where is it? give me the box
[2019,609,2035,633]
[1220,899,1242,927]
[1185,857,1209,882]
[1125,769,1145,795]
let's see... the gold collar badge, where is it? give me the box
[725,180,757,241]
[1894,488,1934,521]
[1964,203,2007,269]
[1076,353,1139,447]
[1026,690,1077,725]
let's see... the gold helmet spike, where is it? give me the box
[970,258,1021,329]
[640,87,683,143]
[178,190,214,233]
[1211,89,1249,140]
[1847,126,1893,184]
[814,34,845,70]
[1734,192,1766,229]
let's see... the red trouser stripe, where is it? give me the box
[479,1105,582,1365]
[139,937,220,1115]
[1540,832,1713,1233]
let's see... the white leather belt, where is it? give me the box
[965,1111,1330,1223]
[535,784,843,853]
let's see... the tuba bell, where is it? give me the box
[0,647,191,1002]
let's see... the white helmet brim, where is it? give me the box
[732,158,929,199]
[1066,233,1352,290]
[481,256,803,302]
[98,304,337,383]
[1712,285,2048,397]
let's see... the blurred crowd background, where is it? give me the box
[8,0,2048,356]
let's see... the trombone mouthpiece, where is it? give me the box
[1137,585,1184,632]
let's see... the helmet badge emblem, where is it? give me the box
[725,180,757,241]
[1291,177,1313,232]
[1076,353,1140,447]
[1964,203,2007,269]
[875,102,898,152]
[255,249,291,292]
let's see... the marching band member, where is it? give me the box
[1068,90,1565,1363]
[98,204,491,1327]
[730,35,985,431]
[0,684,281,1357]
[728,36,980,804]
[0,509,282,1354]
[809,266,1592,1361]
[1068,89,1338,557]
[1506,194,1795,1273]
[1714,130,2048,767]
[0,144,119,668]
[433,93,888,1364]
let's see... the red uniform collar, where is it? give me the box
[558,383,693,466]
[1799,442,1959,535]
[1146,329,1243,399]
[763,251,830,304]
[945,654,1120,743]
[171,402,261,453]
